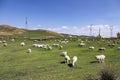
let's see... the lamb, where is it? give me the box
[20,42,25,46]
[60,51,67,57]
[64,55,70,63]
[60,51,70,63]
[89,46,94,50]
[2,40,6,43]
[52,43,59,47]
[47,46,52,50]
[78,42,85,47]
[11,39,15,42]
[59,45,63,50]
[0,41,2,43]
[98,47,106,51]
[72,56,77,67]
[117,47,120,50]
[95,55,105,63]
[3,43,7,47]
[32,44,38,48]
[27,48,31,53]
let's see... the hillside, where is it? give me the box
[0,25,64,38]
[0,25,25,35]
[27,29,64,38]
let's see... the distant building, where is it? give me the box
[117,32,120,38]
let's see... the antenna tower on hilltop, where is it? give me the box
[25,17,29,38]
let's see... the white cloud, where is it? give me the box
[61,26,68,29]
[50,25,120,37]
[29,24,120,37]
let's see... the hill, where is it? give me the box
[27,29,64,38]
[0,25,25,35]
[0,25,64,38]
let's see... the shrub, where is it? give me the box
[100,66,116,80]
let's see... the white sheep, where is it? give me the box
[2,40,6,43]
[95,55,105,63]
[60,51,67,57]
[59,45,63,50]
[3,43,7,47]
[0,41,2,43]
[72,56,78,67]
[61,41,68,44]
[47,46,52,50]
[98,47,106,51]
[32,44,38,48]
[52,43,59,47]
[78,42,85,47]
[11,39,15,42]
[89,46,94,50]
[117,47,120,50]
[20,42,25,46]
[27,48,32,53]
[64,55,70,63]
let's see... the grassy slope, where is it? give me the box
[0,25,64,38]
[0,38,120,80]
[27,30,64,38]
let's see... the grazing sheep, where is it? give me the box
[32,44,38,48]
[27,48,32,53]
[64,55,70,63]
[59,45,63,50]
[3,43,7,47]
[98,47,106,51]
[95,55,105,63]
[72,56,78,67]
[117,47,120,50]
[61,41,68,44]
[20,42,25,46]
[33,40,38,42]
[2,40,6,43]
[78,42,85,47]
[52,43,59,47]
[47,46,52,50]
[60,51,67,57]
[0,41,2,43]
[11,39,15,42]
[108,43,115,47]
[89,46,94,50]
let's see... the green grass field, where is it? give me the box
[0,37,120,80]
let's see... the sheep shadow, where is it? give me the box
[60,61,66,64]
[90,61,98,64]
[68,63,73,67]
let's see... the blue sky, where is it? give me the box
[0,0,120,37]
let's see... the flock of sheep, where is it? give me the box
[20,39,106,66]
[0,38,120,67]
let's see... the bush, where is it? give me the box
[85,65,119,80]
[100,66,116,80]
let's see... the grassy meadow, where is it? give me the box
[0,36,120,80]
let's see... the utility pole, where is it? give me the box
[98,27,101,36]
[89,24,93,36]
[110,25,113,38]
[25,17,29,38]
[25,17,28,29]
